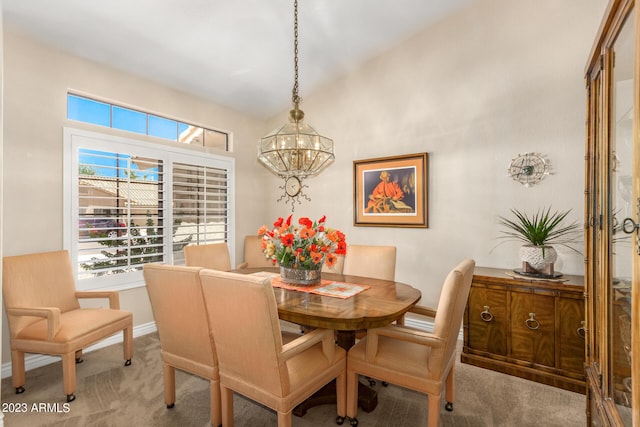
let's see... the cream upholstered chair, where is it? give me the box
[346,259,475,427]
[2,250,133,402]
[342,244,396,281]
[143,264,221,427]
[235,235,273,269]
[184,242,231,271]
[342,244,396,347]
[199,269,348,427]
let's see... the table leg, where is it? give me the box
[293,330,378,417]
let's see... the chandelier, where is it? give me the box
[257,0,335,179]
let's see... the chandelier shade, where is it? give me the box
[258,109,334,178]
[257,0,335,179]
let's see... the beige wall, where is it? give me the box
[1,27,270,365]
[1,0,608,367]
[263,0,608,305]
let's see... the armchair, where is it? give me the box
[346,259,475,426]
[235,235,273,269]
[2,250,133,402]
[143,264,220,426]
[199,269,347,426]
[184,242,231,271]
[342,244,396,281]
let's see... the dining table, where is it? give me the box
[234,267,422,415]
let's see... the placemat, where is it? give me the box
[250,271,370,299]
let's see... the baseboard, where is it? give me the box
[1,322,157,380]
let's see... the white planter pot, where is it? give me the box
[519,245,557,270]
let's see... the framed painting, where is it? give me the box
[354,152,428,228]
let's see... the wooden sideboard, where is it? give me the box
[461,267,585,394]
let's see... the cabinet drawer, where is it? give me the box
[467,287,507,356]
[510,292,555,367]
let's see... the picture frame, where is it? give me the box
[353,152,428,228]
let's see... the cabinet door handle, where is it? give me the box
[480,306,494,322]
[525,312,540,330]
[577,320,586,339]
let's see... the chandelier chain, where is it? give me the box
[292,0,300,105]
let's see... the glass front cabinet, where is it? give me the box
[585,0,640,425]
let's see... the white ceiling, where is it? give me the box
[3,0,469,119]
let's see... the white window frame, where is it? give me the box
[63,127,235,291]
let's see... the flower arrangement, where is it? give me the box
[258,214,347,270]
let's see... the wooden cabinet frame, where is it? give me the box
[462,267,586,394]
[585,0,639,425]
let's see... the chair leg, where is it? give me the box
[61,352,77,402]
[221,385,234,427]
[10,350,26,393]
[163,364,176,408]
[445,365,455,411]
[277,410,293,427]
[210,379,222,427]
[335,370,347,424]
[346,370,359,423]
[428,394,440,427]
[75,349,83,363]
[123,325,133,365]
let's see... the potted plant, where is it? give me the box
[495,207,582,273]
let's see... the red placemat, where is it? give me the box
[250,271,370,299]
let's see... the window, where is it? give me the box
[67,94,229,151]
[64,128,235,291]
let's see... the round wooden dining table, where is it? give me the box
[234,267,422,414]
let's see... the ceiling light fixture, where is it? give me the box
[257,0,335,205]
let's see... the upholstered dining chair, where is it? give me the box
[143,264,221,427]
[184,242,231,271]
[342,244,397,351]
[342,244,396,281]
[2,250,133,402]
[346,259,475,427]
[235,235,273,269]
[199,269,348,427]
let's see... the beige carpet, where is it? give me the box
[1,333,585,426]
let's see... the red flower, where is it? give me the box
[299,217,313,228]
[299,227,316,239]
[285,214,293,226]
[281,233,295,247]
[310,251,324,264]
[336,241,347,255]
[273,217,284,227]
[325,253,337,267]
[318,215,326,223]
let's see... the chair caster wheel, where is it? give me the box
[66,394,76,403]
[349,418,359,426]
[382,381,389,387]
[336,415,345,425]
[75,357,83,364]
[167,403,175,409]
[15,386,25,394]
[124,359,132,366]
[445,402,453,412]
